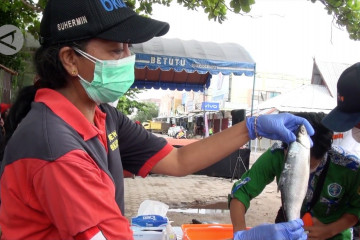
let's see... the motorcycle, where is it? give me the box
[173,126,187,139]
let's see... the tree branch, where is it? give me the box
[20,0,43,13]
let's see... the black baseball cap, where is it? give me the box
[322,62,360,132]
[39,0,170,46]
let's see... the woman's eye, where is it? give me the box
[113,49,124,54]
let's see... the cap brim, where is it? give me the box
[97,14,169,44]
[322,106,360,132]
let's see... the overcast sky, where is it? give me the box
[149,0,360,79]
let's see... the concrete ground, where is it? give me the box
[124,151,281,227]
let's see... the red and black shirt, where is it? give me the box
[0,88,173,239]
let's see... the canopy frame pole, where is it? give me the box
[203,84,206,139]
[158,68,163,89]
[249,64,256,150]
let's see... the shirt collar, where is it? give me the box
[34,88,106,141]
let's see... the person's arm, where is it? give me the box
[152,113,314,176]
[230,199,247,232]
[304,214,358,239]
[152,120,249,175]
[229,149,283,232]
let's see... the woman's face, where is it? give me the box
[76,38,131,82]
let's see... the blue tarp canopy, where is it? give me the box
[130,38,255,92]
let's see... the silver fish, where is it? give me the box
[278,124,311,221]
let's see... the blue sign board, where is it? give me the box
[182,92,187,105]
[201,102,220,111]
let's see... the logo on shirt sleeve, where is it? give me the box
[108,130,119,151]
[231,177,251,195]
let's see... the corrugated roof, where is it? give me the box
[252,84,336,114]
[311,60,351,97]
[250,60,355,116]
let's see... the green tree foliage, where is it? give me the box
[115,88,150,116]
[170,0,360,41]
[133,102,159,123]
[126,0,360,41]
[116,88,159,119]
[3,0,360,42]
[316,0,360,40]
[0,0,39,71]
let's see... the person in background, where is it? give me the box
[230,112,360,240]
[0,104,10,161]
[3,108,9,122]
[322,62,360,240]
[0,0,314,239]
[209,127,214,136]
[0,103,11,120]
[181,120,187,130]
[322,62,360,157]
[0,103,10,136]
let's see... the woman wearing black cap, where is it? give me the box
[0,0,314,239]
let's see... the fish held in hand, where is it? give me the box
[278,124,311,221]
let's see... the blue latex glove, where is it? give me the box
[234,219,307,240]
[246,113,315,145]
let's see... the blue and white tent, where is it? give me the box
[130,37,255,92]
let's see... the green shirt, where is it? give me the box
[230,144,360,240]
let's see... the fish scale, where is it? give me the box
[278,124,311,221]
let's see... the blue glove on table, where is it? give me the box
[234,219,307,240]
[246,113,315,144]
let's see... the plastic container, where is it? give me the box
[181,224,233,231]
[181,224,233,240]
[131,215,168,228]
